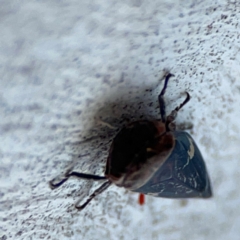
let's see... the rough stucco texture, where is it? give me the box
[1,0,240,239]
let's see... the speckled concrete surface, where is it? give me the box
[1,1,240,239]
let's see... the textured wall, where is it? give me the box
[1,0,240,239]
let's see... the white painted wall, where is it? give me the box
[1,1,240,239]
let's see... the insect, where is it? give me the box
[49,73,212,210]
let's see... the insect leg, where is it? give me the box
[70,172,107,180]
[158,73,175,123]
[49,171,106,189]
[166,92,190,126]
[75,180,112,210]
[173,91,190,112]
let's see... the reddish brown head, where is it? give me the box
[105,120,175,190]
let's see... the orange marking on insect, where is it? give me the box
[138,193,145,205]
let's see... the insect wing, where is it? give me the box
[173,131,212,198]
[134,131,212,198]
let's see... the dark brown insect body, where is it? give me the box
[106,120,174,190]
[49,73,212,210]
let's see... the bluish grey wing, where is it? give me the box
[134,131,212,198]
